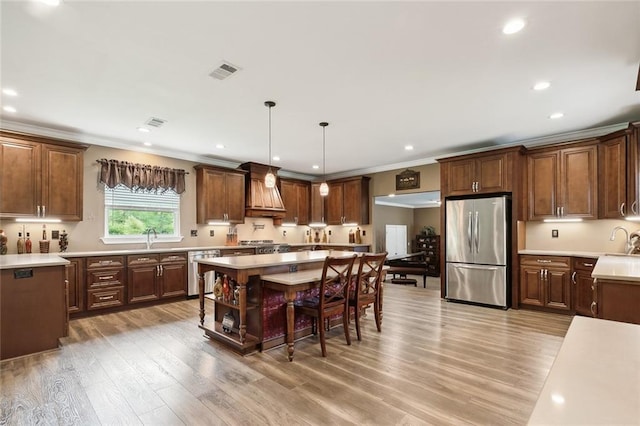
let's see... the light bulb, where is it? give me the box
[319,182,329,196]
[265,171,276,188]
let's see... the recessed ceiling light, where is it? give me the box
[3,106,16,113]
[137,127,150,133]
[405,145,414,151]
[503,18,526,35]
[533,81,551,91]
[143,142,152,147]
[388,194,395,197]
[215,144,224,149]
[2,88,18,96]
[549,112,564,119]
[312,165,319,169]
[272,156,280,161]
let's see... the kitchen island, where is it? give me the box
[196,250,358,354]
[0,254,70,360]
[591,254,640,324]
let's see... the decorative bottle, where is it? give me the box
[17,232,25,254]
[25,232,32,254]
[355,227,362,244]
[348,228,355,244]
[0,229,7,255]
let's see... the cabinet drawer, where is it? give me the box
[159,253,187,263]
[127,254,159,266]
[221,248,256,256]
[573,257,596,271]
[520,255,570,269]
[88,269,124,288]
[87,286,125,310]
[86,256,125,269]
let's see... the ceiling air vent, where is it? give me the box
[209,61,241,80]
[146,117,167,128]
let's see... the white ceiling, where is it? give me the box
[1,1,639,179]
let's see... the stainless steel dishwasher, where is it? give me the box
[187,249,220,296]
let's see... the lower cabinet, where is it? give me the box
[66,257,85,314]
[128,253,188,304]
[594,279,640,325]
[86,256,126,311]
[520,256,571,311]
[127,255,160,304]
[572,257,596,316]
[76,252,186,315]
[158,253,187,298]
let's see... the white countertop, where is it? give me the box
[0,253,70,269]
[528,316,640,425]
[56,243,369,258]
[591,254,640,283]
[197,250,358,270]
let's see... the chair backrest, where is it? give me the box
[319,255,358,308]
[354,252,387,301]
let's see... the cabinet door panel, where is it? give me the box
[520,267,544,306]
[599,136,627,218]
[528,152,558,220]
[226,172,245,222]
[280,180,297,223]
[0,140,40,217]
[326,182,344,224]
[343,179,363,223]
[546,269,570,310]
[574,272,594,316]
[160,263,187,298]
[476,155,506,193]
[296,183,310,225]
[447,159,474,195]
[310,183,324,223]
[66,258,85,314]
[41,144,83,221]
[561,145,597,218]
[128,266,159,303]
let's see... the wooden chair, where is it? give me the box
[294,254,357,357]
[349,252,387,341]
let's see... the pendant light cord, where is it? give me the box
[268,104,272,168]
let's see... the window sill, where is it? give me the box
[100,236,184,245]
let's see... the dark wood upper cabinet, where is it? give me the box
[527,140,598,220]
[0,131,86,221]
[194,165,246,224]
[280,178,310,225]
[598,123,640,219]
[326,176,370,225]
[310,182,325,224]
[439,147,524,197]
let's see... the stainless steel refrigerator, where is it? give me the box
[445,195,510,308]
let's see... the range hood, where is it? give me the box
[238,162,286,220]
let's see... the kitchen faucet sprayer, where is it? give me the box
[609,226,632,254]
[145,228,157,250]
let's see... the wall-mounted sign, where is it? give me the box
[395,169,420,190]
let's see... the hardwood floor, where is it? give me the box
[0,281,572,425]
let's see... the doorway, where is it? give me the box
[385,224,408,256]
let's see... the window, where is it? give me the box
[102,185,182,244]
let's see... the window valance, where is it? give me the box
[97,159,187,194]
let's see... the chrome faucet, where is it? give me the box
[145,228,157,250]
[610,226,632,254]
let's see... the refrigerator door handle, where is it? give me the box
[467,211,473,253]
[474,211,480,253]
[454,264,499,271]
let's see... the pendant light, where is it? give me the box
[264,101,276,189]
[319,122,329,196]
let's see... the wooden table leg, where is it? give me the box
[284,290,296,361]
[198,266,205,326]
